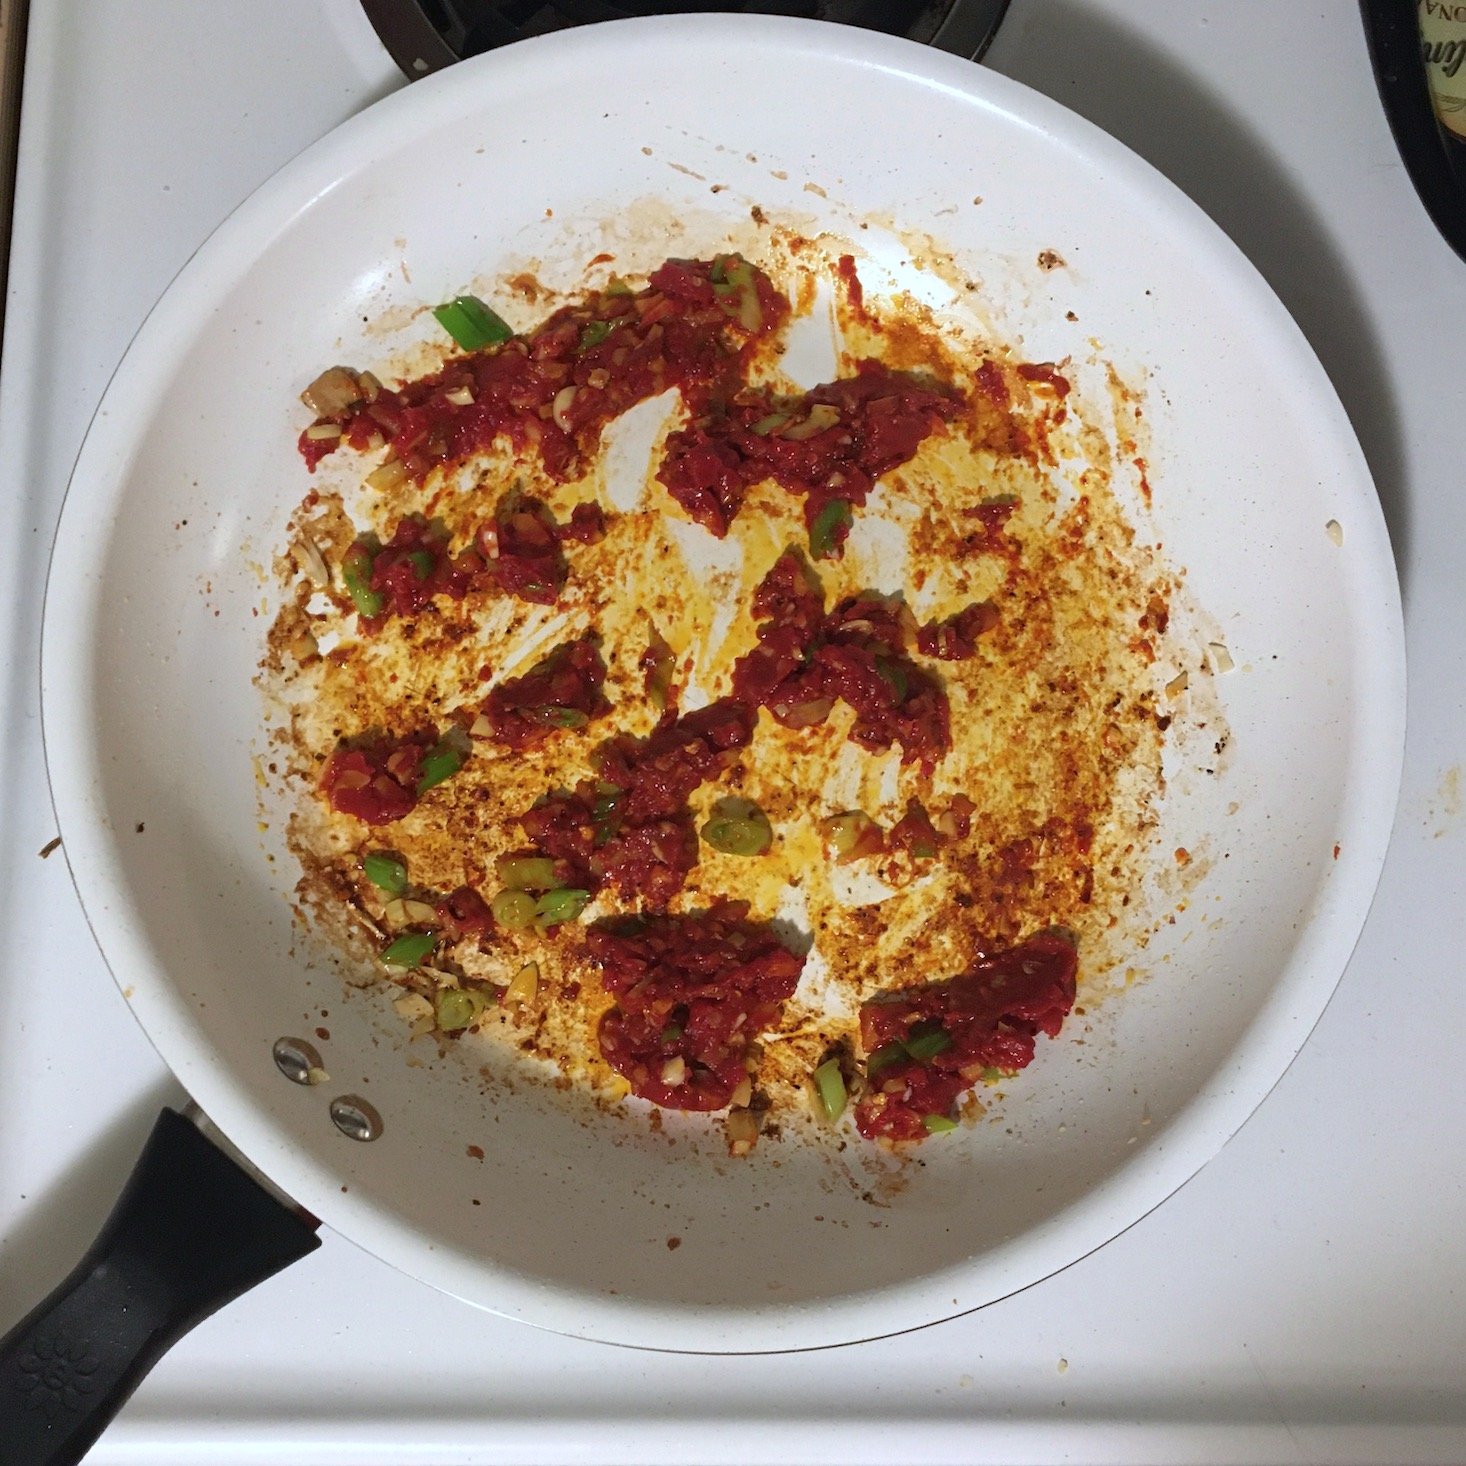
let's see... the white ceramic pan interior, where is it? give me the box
[41,17,1404,1351]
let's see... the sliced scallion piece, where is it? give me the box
[530,706,590,729]
[362,851,408,896]
[866,1040,908,1078]
[903,1026,952,1063]
[381,930,437,968]
[406,549,435,580]
[579,317,620,351]
[495,854,558,891]
[490,889,537,930]
[922,1114,959,1134]
[432,295,514,351]
[808,498,853,560]
[416,740,464,795]
[534,887,591,928]
[700,796,773,857]
[812,1058,847,1122]
[873,655,909,701]
[341,541,383,618]
[435,987,485,1033]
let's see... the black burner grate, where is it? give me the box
[361,0,1007,76]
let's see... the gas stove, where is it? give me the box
[1,3,1463,1461]
[360,0,1008,74]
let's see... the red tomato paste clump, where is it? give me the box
[587,903,805,1110]
[479,636,609,751]
[855,933,1078,1141]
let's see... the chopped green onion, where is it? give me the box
[530,706,590,729]
[490,889,537,930]
[980,1066,1006,1083]
[605,277,633,297]
[913,839,939,860]
[903,1026,952,1063]
[534,887,591,928]
[362,851,408,895]
[751,412,791,437]
[579,317,620,350]
[432,295,514,351]
[780,403,841,441]
[591,789,623,846]
[809,499,853,560]
[435,987,485,1032]
[866,1040,908,1078]
[922,1114,959,1134]
[700,796,773,857]
[643,629,675,710]
[660,1023,685,1043]
[812,1058,847,1122]
[874,655,909,702]
[341,541,384,618]
[495,854,558,891]
[406,549,435,579]
[416,740,464,795]
[381,931,436,968]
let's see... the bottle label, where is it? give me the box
[1421,0,1466,139]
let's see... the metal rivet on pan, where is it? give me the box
[330,1094,384,1142]
[273,1036,326,1086]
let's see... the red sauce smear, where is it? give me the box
[587,902,805,1110]
[730,550,951,771]
[299,256,789,484]
[364,517,480,620]
[435,884,494,940]
[855,933,1078,1141]
[657,359,959,552]
[915,600,999,660]
[320,730,437,826]
[516,699,754,907]
[478,635,609,751]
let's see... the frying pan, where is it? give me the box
[1,15,1404,1463]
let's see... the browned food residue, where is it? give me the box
[260,225,1188,1155]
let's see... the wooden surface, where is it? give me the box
[0,0,28,345]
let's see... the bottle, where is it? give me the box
[1420,0,1466,176]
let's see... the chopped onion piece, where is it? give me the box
[393,992,434,1023]
[300,366,362,416]
[365,456,409,492]
[293,536,330,587]
[551,385,578,431]
[726,1108,759,1155]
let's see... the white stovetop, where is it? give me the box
[2,2,1462,1462]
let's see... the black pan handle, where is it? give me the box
[0,1107,320,1466]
